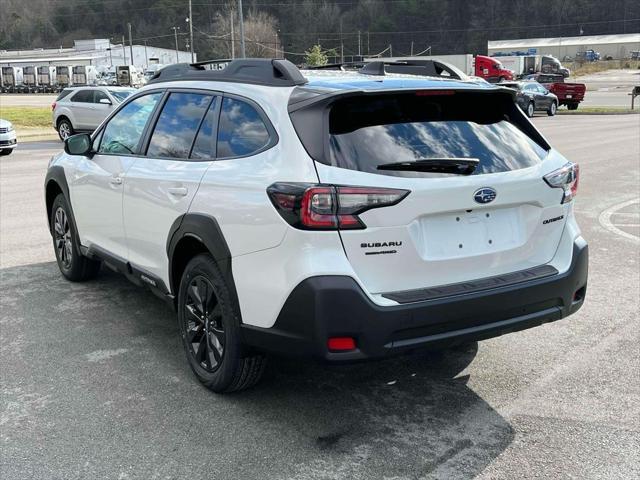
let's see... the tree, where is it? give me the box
[304,44,329,66]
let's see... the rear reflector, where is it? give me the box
[327,337,356,352]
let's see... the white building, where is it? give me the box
[488,33,640,60]
[0,38,195,70]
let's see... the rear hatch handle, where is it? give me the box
[377,158,479,175]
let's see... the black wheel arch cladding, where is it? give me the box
[167,213,242,321]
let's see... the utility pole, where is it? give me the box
[358,31,361,58]
[367,31,370,56]
[389,44,392,57]
[238,0,246,58]
[411,41,414,56]
[230,13,235,59]
[122,36,126,65]
[144,40,148,69]
[128,23,133,67]
[107,48,113,67]
[188,0,194,62]
[171,26,180,63]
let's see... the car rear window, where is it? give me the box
[108,89,135,103]
[326,92,548,177]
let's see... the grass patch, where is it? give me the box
[568,59,640,77]
[0,106,51,128]
[558,106,639,115]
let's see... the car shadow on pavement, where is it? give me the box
[1,262,515,479]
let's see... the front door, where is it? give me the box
[70,92,164,259]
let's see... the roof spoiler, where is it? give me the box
[360,60,467,80]
[148,58,308,87]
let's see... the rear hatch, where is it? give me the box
[291,88,568,295]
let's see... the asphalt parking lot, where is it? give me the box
[1,115,639,479]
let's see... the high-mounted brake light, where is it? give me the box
[543,162,579,204]
[267,183,410,230]
[415,90,456,96]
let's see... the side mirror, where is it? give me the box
[99,98,112,105]
[65,133,93,156]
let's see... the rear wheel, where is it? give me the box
[547,101,557,116]
[51,194,101,281]
[567,103,579,111]
[178,254,266,393]
[526,102,535,117]
[57,118,74,141]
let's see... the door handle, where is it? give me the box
[168,187,188,197]
[110,176,123,185]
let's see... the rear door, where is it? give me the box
[308,90,569,295]
[68,89,96,129]
[123,90,217,283]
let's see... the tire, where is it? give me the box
[51,194,101,282]
[0,149,12,156]
[177,253,266,393]
[526,102,535,118]
[57,118,74,141]
[547,101,557,116]
[567,103,579,111]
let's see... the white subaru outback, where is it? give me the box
[45,59,588,393]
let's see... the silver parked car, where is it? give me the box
[52,86,136,141]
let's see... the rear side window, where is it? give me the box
[70,90,93,103]
[190,98,220,160]
[56,89,73,101]
[327,92,548,177]
[217,98,270,158]
[99,92,163,155]
[147,92,212,159]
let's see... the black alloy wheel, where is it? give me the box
[184,275,225,372]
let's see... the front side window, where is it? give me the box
[99,92,163,155]
[217,97,270,158]
[94,90,109,103]
[147,92,213,159]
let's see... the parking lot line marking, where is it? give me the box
[598,198,640,244]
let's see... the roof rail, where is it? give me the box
[148,58,308,87]
[360,60,466,80]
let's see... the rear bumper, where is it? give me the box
[241,238,588,362]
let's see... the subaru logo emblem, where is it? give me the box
[473,187,497,204]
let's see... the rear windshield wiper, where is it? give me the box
[377,158,479,175]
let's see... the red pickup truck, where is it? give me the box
[524,73,586,110]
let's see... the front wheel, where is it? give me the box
[547,101,557,116]
[51,194,101,281]
[177,254,266,393]
[0,149,12,156]
[526,102,535,117]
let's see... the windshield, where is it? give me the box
[328,93,547,177]
[108,89,136,103]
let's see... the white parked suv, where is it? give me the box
[0,118,17,155]
[45,59,588,393]
[52,86,136,141]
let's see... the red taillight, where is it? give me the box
[51,102,56,111]
[327,337,356,352]
[267,183,410,230]
[543,162,579,204]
